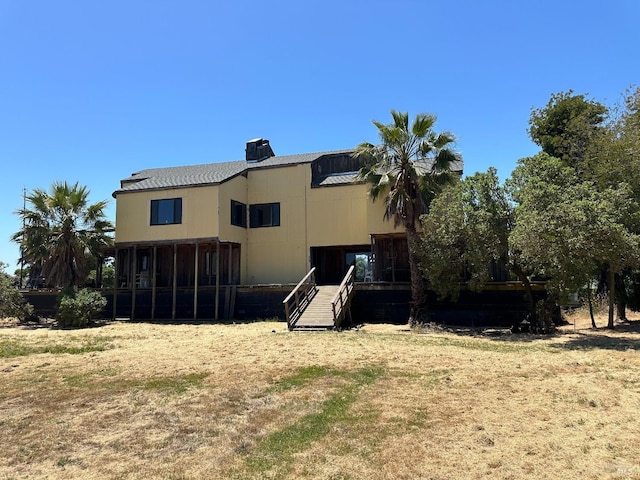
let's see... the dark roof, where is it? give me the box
[113,148,463,196]
[113,149,353,196]
[313,158,464,187]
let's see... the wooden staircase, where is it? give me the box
[294,285,339,329]
[284,266,355,331]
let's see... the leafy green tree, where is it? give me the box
[529,89,640,323]
[421,168,512,298]
[13,182,114,289]
[418,182,466,299]
[529,90,607,174]
[586,87,640,194]
[354,110,461,326]
[508,152,640,328]
[420,168,540,328]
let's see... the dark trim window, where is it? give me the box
[151,198,182,225]
[231,200,247,228]
[249,202,280,228]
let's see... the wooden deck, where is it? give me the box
[291,285,339,329]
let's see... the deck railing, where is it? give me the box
[331,265,355,329]
[283,267,317,330]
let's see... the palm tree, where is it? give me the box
[354,110,462,326]
[13,181,114,289]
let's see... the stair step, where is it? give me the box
[291,285,339,329]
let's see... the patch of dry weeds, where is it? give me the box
[1,318,640,479]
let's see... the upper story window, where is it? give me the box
[231,200,247,228]
[151,198,182,225]
[249,202,280,228]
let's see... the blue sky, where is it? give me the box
[0,0,638,274]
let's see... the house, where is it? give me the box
[110,138,463,320]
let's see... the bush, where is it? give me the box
[57,288,107,327]
[0,269,34,322]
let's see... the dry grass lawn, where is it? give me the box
[1,310,640,479]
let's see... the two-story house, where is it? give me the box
[110,138,463,320]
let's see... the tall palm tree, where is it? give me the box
[354,110,462,326]
[13,181,114,289]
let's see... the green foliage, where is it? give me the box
[586,87,640,197]
[100,263,116,288]
[527,88,640,328]
[528,90,607,171]
[508,152,640,323]
[57,288,107,327]
[419,182,466,299]
[13,181,114,289]
[0,262,34,321]
[353,110,461,230]
[420,168,513,300]
[354,109,462,325]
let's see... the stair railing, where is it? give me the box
[283,267,317,330]
[331,265,355,329]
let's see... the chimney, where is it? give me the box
[246,138,275,162]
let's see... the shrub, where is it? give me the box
[0,268,34,322]
[57,288,107,327]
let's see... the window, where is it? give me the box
[231,200,247,228]
[151,198,182,225]
[249,202,280,228]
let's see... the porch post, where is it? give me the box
[208,245,213,285]
[228,243,233,285]
[193,242,199,320]
[112,248,118,320]
[151,245,157,320]
[172,243,178,320]
[370,235,375,282]
[391,237,396,283]
[131,245,137,320]
[215,239,220,320]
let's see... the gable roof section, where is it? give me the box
[113,149,353,196]
[113,148,463,196]
[313,158,464,187]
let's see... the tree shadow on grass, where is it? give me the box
[427,324,558,344]
[548,320,640,351]
[124,317,284,327]
[428,320,640,351]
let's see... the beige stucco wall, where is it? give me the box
[245,165,308,284]
[217,175,248,242]
[114,163,403,285]
[306,183,401,246]
[217,175,249,282]
[114,185,220,243]
[243,164,402,284]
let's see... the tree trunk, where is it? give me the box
[615,273,627,321]
[511,263,536,327]
[587,284,597,329]
[607,267,616,329]
[406,228,429,327]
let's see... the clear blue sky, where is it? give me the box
[1,0,638,274]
